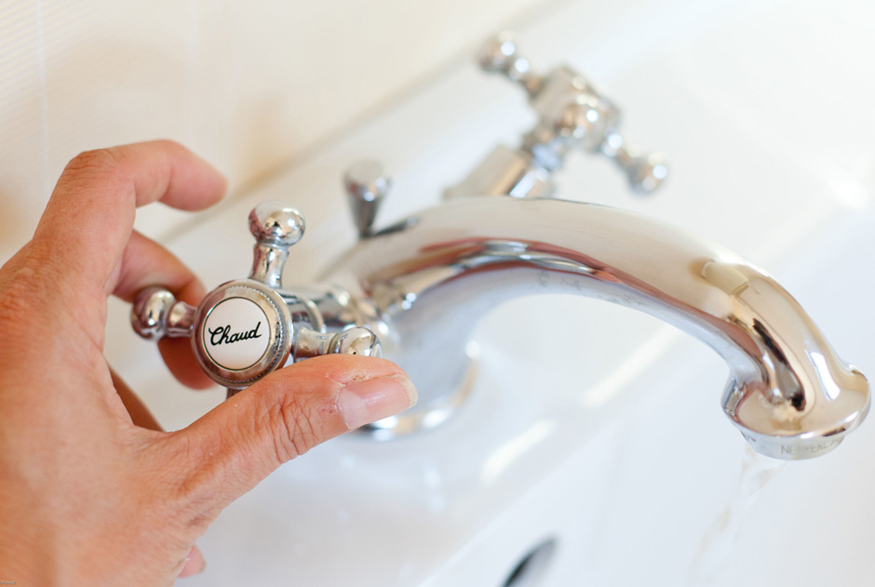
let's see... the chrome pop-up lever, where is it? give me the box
[131,202,381,397]
[445,32,668,199]
[344,159,391,239]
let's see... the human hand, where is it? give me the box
[0,141,417,585]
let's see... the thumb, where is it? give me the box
[165,355,416,514]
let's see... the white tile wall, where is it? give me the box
[0,0,554,262]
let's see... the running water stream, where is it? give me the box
[685,445,787,586]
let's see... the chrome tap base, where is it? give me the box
[358,342,481,441]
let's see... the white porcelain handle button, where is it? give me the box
[201,297,271,371]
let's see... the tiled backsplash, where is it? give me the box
[0,0,552,262]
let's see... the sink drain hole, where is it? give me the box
[502,538,558,587]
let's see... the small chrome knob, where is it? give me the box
[131,286,196,340]
[478,32,543,96]
[248,202,305,288]
[329,327,382,357]
[295,325,383,361]
[131,287,177,340]
[626,151,669,193]
[249,202,305,249]
[602,133,670,194]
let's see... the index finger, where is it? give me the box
[32,140,226,303]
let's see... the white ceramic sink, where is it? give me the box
[105,0,875,584]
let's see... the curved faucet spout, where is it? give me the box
[321,197,869,459]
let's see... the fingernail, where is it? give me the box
[338,374,418,430]
[180,547,206,576]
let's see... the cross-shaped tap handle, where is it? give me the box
[131,203,381,394]
[479,32,668,194]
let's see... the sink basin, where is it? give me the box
[104,0,875,584]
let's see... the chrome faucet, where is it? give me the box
[319,191,869,459]
[131,35,869,460]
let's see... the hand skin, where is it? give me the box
[0,141,417,585]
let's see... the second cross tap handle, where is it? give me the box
[478,32,668,194]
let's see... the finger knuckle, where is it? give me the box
[0,276,34,326]
[0,248,54,321]
[65,147,123,175]
[274,396,323,462]
[60,148,133,193]
[144,433,222,535]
